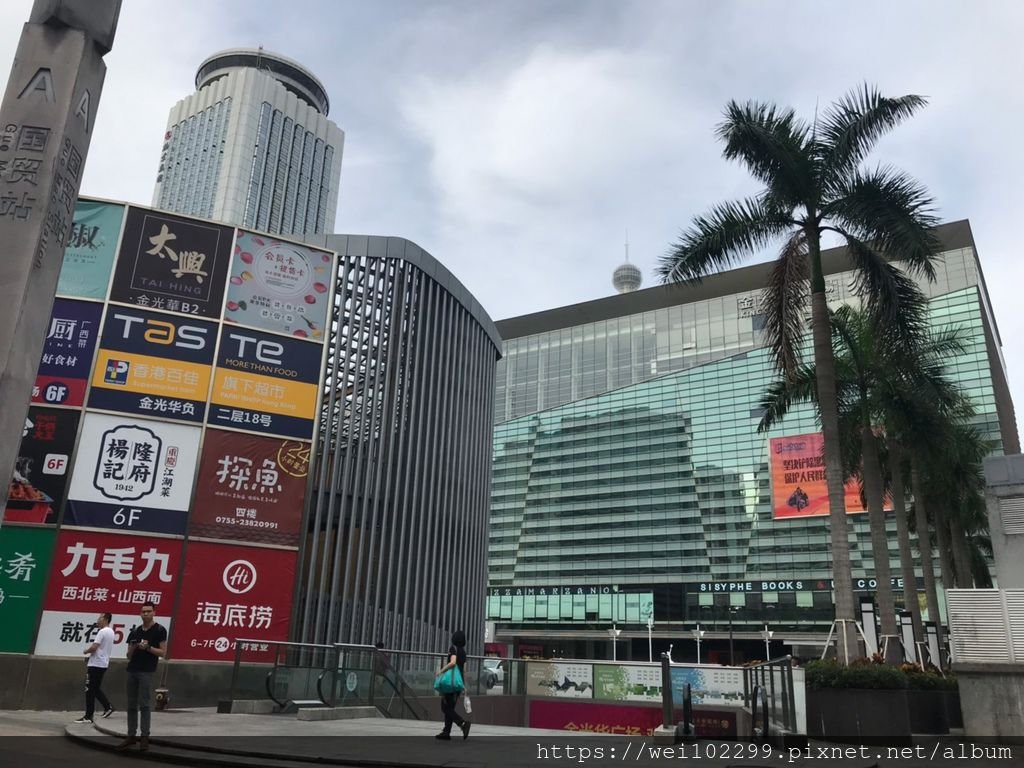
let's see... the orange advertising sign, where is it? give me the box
[769,432,866,519]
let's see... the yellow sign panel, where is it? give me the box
[91,350,212,402]
[210,369,318,420]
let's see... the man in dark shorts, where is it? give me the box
[116,601,167,752]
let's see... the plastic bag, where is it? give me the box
[463,692,472,715]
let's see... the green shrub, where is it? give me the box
[905,670,958,691]
[805,659,908,690]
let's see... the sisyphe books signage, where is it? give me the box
[31,298,102,407]
[88,305,216,423]
[63,413,201,535]
[109,208,232,318]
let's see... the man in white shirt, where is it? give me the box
[74,612,116,723]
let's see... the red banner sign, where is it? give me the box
[189,429,309,546]
[171,541,295,662]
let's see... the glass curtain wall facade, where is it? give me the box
[488,221,1018,654]
[297,236,502,654]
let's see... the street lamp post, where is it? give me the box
[608,626,622,662]
[647,616,654,662]
[763,624,774,662]
[728,608,736,666]
[692,624,705,664]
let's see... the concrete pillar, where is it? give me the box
[0,0,120,526]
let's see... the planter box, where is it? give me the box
[906,690,948,734]
[943,689,962,729]
[807,688,912,746]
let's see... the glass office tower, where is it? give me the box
[487,220,1018,660]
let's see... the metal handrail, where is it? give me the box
[751,685,769,743]
[741,655,797,735]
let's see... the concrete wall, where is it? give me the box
[0,655,249,710]
[984,454,1024,588]
[955,663,1024,742]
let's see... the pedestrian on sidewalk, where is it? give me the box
[116,602,167,753]
[74,612,115,723]
[434,629,470,741]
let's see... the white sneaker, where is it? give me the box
[73,716,93,724]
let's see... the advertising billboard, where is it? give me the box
[35,529,182,657]
[88,305,217,422]
[593,664,662,703]
[225,230,333,339]
[526,661,595,698]
[189,430,309,546]
[208,326,322,439]
[6,407,80,525]
[528,699,661,736]
[171,541,295,662]
[31,298,102,407]
[56,199,124,300]
[0,526,56,652]
[109,208,232,318]
[769,432,868,519]
[64,413,201,535]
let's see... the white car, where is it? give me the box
[482,658,505,689]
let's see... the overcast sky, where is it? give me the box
[2,0,1022,431]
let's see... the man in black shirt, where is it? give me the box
[116,601,167,752]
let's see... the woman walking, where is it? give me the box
[434,630,470,740]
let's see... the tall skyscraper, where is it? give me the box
[153,47,344,237]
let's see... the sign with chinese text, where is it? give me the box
[109,208,231,318]
[189,430,309,547]
[32,298,102,407]
[56,199,123,300]
[64,413,201,535]
[225,230,333,339]
[209,326,322,439]
[35,529,182,657]
[593,664,662,702]
[526,661,594,698]
[528,699,661,736]
[88,305,216,422]
[6,406,80,525]
[0,525,56,652]
[171,541,295,662]
[769,432,869,519]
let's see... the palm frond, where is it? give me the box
[756,364,817,433]
[818,84,928,182]
[836,233,931,350]
[825,165,941,280]
[658,197,792,284]
[717,100,816,208]
[761,232,808,376]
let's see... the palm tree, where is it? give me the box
[659,85,943,662]
[758,304,960,663]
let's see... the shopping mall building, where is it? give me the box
[486,220,1018,663]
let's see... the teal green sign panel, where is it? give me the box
[0,525,56,652]
[57,199,124,300]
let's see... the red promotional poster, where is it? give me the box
[188,429,309,546]
[528,699,664,736]
[35,530,183,657]
[171,541,295,662]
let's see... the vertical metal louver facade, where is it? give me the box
[296,235,502,654]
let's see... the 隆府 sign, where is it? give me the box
[109,208,231,318]
[34,529,182,657]
[64,413,201,535]
[32,298,102,407]
[171,541,295,662]
[189,430,309,547]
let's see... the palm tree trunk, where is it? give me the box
[862,425,900,663]
[949,517,973,588]
[808,240,857,664]
[934,506,955,596]
[887,439,922,645]
[910,460,941,656]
